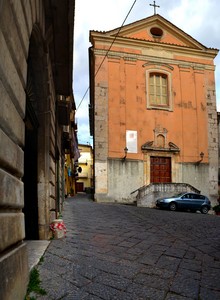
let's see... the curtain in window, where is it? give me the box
[149,73,168,106]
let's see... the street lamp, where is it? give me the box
[122,147,128,161]
[195,152,204,165]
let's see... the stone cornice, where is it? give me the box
[91,32,218,60]
[94,49,215,71]
[142,62,174,70]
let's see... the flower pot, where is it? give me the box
[50,219,67,239]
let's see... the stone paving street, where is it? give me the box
[35,193,220,299]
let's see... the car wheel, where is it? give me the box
[201,206,209,214]
[169,202,177,211]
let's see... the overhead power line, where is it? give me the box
[76,0,138,111]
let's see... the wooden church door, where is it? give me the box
[150,157,171,183]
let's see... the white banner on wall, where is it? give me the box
[126,130,137,153]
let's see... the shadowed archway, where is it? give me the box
[23,26,49,239]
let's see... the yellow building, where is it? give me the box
[64,153,76,197]
[64,120,80,197]
[76,144,94,193]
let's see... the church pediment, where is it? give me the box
[142,140,180,153]
[103,14,211,51]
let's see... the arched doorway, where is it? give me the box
[23,92,39,239]
[23,27,48,240]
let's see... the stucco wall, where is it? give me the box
[182,163,217,203]
[95,159,143,203]
[94,160,218,206]
[96,159,216,206]
[90,15,218,207]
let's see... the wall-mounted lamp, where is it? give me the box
[122,147,128,161]
[200,152,204,160]
[195,152,204,165]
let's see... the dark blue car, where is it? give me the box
[156,192,211,214]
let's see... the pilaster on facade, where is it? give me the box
[207,89,219,199]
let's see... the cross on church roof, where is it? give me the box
[150,1,160,15]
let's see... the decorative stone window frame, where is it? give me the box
[149,27,164,42]
[144,65,173,111]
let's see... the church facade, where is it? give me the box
[89,14,219,205]
[0,1,76,299]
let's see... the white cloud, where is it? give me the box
[168,0,209,30]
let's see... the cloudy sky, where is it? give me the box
[73,0,220,145]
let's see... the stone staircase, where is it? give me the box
[133,183,200,208]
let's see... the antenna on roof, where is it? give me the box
[150,1,160,15]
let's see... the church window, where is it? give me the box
[149,73,168,106]
[146,70,172,111]
[150,27,163,38]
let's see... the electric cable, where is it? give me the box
[76,0,138,111]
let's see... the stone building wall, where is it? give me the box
[0,1,74,299]
[207,88,219,202]
[94,68,109,200]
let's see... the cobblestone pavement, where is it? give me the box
[35,193,220,300]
